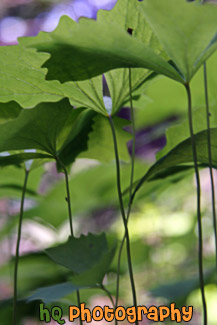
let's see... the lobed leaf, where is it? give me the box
[0,99,92,159]
[46,233,116,286]
[0,46,64,108]
[140,0,217,82]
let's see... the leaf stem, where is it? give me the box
[203,63,217,279]
[185,83,207,325]
[108,115,138,325]
[128,68,136,213]
[13,169,29,325]
[100,284,115,308]
[56,157,82,325]
[115,68,136,310]
[62,164,74,236]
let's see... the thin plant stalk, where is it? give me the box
[61,163,74,236]
[100,284,115,308]
[13,169,29,325]
[115,68,136,310]
[203,63,217,276]
[57,158,83,325]
[108,115,138,325]
[185,83,207,325]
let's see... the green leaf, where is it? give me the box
[16,0,170,115]
[151,269,215,305]
[0,98,130,166]
[132,127,217,197]
[98,0,168,114]
[0,45,107,114]
[0,99,88,157]
[157,83,217,161]
[27,282,81,303]
[0,46,64,107]
[0,102,21,124]
[62,76,106,115]
[0,152,52,168]
[140,0,217,82]
[46,233,116,286]
[58,109,95,168]
[20,12,182,83]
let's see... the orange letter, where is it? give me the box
[159,306,170,321]
[147,306,158,322]
[182,306,193,322]
[80,303,91,322]
[69,306,80,322]
[126,306,136,323]
[92,306,104,321]
[170,303,181,323]
[115,306,126,321]
[137,306,148,321]
[104,306,114,322]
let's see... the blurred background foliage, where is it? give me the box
[0,0,217,324]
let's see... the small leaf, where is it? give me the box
[46,233,116,286]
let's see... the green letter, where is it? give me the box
[39,303,51,323]
[52,306,65,324]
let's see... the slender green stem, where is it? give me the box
[108,116,138,325]
[13,169,29,325]
[56,157,82,325]
[57,159,73,236]
[115,68,136,310]
[203,63,217,278]
[100,284,115,308]
[185,83,207,325]
[128,69,136,209]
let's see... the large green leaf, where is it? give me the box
[0,99,131,169]
[0,99,91,158]
[140,0,217,82]
[0,44,107,113]
[98,0,168,114]
[19,9,181,84]
[0,46,64,107]
[46,233,116,286]
[16,0,171,115]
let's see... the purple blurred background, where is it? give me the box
[0,0,117,45]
